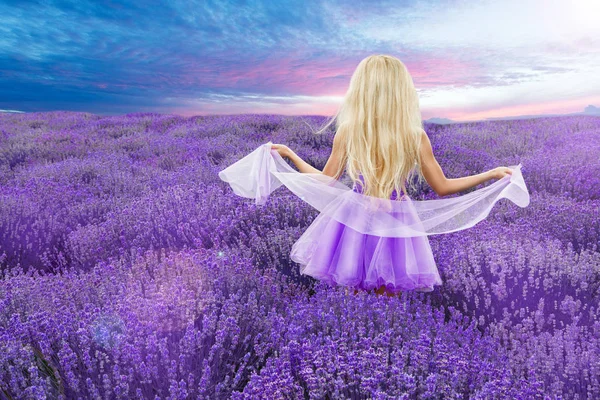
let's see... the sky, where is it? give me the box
[1,0,599,121]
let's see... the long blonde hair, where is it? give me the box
[315,54,426,199]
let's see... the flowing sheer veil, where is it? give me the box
[219,142,530,237]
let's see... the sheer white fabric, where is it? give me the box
[218,142,530,237]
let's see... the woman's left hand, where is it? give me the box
[270,143,291,158]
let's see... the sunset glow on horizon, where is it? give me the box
[1,0,599,121]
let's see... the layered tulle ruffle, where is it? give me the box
[291,182,442,293]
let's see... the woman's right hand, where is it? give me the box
[488,166,514,180]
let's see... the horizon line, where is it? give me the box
[2,108,599,123]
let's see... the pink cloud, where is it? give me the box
[172,50,485,98]
[448,95,600,121]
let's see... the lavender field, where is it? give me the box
[1,111,599,399]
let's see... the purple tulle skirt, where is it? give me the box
[291,178,443,293]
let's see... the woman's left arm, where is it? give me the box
[285,149,322,174]
[272,133,346,177]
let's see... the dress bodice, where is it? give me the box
[351,172,402,200]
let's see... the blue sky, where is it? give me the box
[1,0,599,120]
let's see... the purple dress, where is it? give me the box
[290,173,443,293]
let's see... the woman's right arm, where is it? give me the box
[419,131,493,197]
